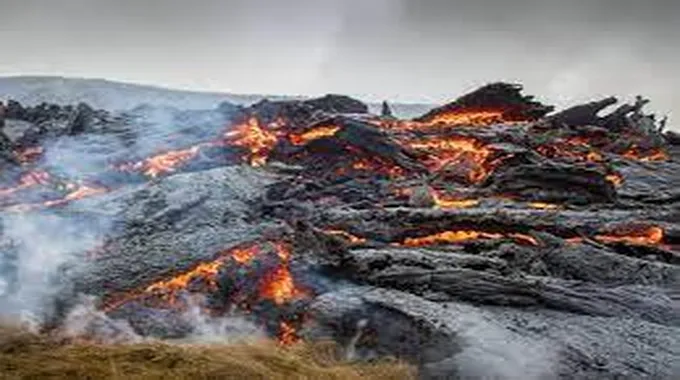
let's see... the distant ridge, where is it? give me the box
[0,76,434,118]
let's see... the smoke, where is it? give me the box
[449,313,558,380]
[0,212,105,323]
[0,99,255,344]
[174,295,266,344]
[57,294,266,345]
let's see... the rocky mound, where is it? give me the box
[1,83,678,379]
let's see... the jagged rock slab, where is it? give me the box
[63,165,282,297]
[307,286,680,379]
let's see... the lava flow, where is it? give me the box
[400,230,539,247]
[0,170,51,197]
[420,109,508,127]
[289,125,340,145]
[528,202,560,210]
[101,244,262,312]
[605,173,624,187]
[406,136,500,183]
[350,157,404,177]
[621,146,669,162]
[258,243,307,305]
[429,188,480,209]
[42,183,109,207]
[323,229,367,245]
[116,145,206,178]
[536,139,603,163]
[224,116,278,166]
[594,225,664,247]
[277,321,298,346]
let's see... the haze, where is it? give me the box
[1,0,678,119]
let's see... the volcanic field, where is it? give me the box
[0,83,678,379]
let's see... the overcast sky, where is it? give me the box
[1,0,678,117]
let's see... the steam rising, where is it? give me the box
[451,314,558,380]
[0,102,255,344]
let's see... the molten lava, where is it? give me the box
[323,229,367,244]
[258,264,305,305]
[116,145,204,178]
[42,184,108,207]
[101,244,262,311]
[348,157,405,177]
[605,173,624,187]
[621,146,669,162]
[0,170,51,197]
[255,242,306,305]
[421,109,508,127]
[536,139,603,163]
[430,188,479,209]
[144,260,223,304]
[594,226,664,246]
[230,245,260,264]
[278,321,299,346]
[401,229,539,247]
[528,202,560,210]
[401,230,502,247]
[224,117,278,166]
[289,125,340,145]
[406,136,498,183]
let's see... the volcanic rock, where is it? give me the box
[66,102,95,135]
[65,165,281,298]
[381,101,394,118]
[1,119,42,146]
[546,97,618,127]
[0,101,5,129]
[308,286,680,379]
[414,82,554,123]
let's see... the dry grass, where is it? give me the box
[0,324,416,380]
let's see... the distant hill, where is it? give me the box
[0,76,434,118]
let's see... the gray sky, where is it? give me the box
[1,0,678,118]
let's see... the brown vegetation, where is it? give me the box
[0,324,415,380]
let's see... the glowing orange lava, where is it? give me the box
[0,170,52,198]
[278,321,299,346]
[144,260,223,304]
[423,109,507,127]
[348,157,405,177]
[323,229,367,244]
[507,233,540,246]
[289,125,340,145]
[429,188,479,209]
[536,140,603,163]
[43,184,108,207]
[225,117,278,166]
[274,242,291,261]
[406,136,498,183]
[401,230,502,247]
[117,145,204,178]
[595,226,664,246]
[621,147,669,162]
[258,265,305,305]
[401,229,539,247]
[605,173,624,187]
[230,245,260,264]
[528,202,560,210]
[101,244,262,311]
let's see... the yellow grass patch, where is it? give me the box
[0,324,416,380]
